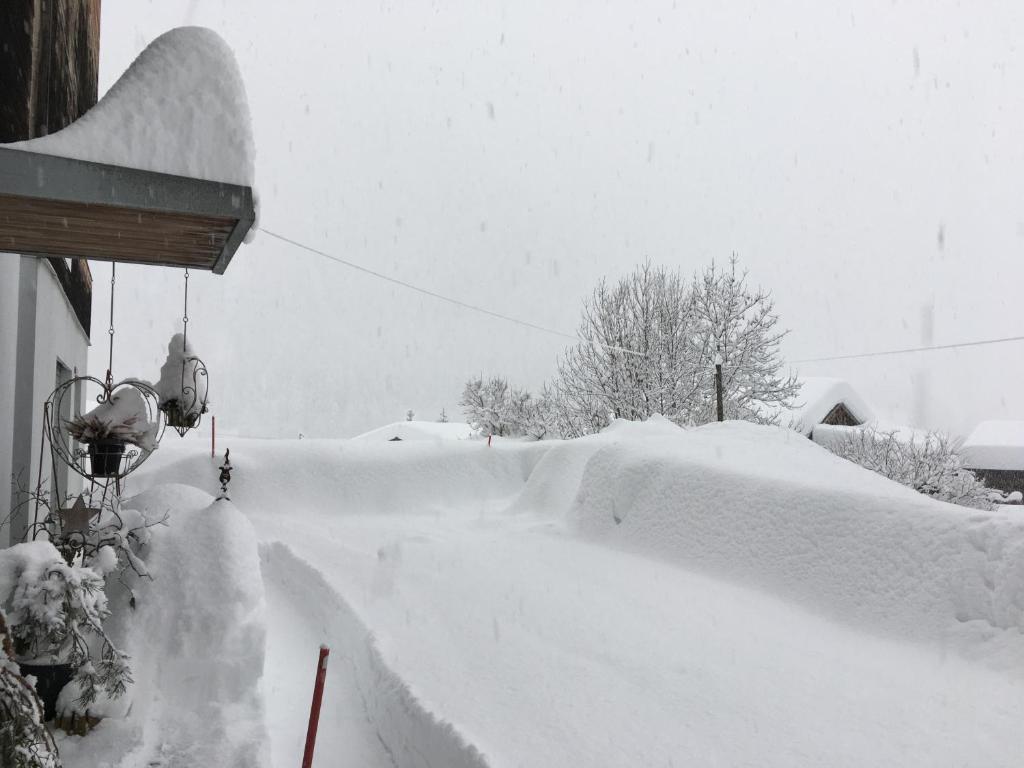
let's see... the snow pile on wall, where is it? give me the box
[353,421,478,442]
[781,376,875,435]
[261,542,491,768]
[8,27,254,187]
[535,420,1024,664]
[962,420,1024,470]
[58,484,269,768]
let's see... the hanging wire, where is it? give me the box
[182,268,190,350]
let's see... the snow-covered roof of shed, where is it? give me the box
[7,27,253,187]
[961,420,1024,470]
[781,377,875,436]
[352,421,478,442]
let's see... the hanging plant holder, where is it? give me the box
[48,375,164,483]
[157,269,211,437]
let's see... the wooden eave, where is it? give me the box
[0,146,254,274]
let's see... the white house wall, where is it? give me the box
[3,255,90,548]
[0,256,19,549]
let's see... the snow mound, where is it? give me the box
[962,420,1024,470]
[8,27,254,187]
[538,420,1024,664]
[58,487,269,768]
[353,420,478,442]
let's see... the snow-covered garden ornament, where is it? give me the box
[157,270,210,437]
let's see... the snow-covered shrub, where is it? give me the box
[827,428,995,510]
[553,257,798,436]
[66,387,157,450]
[5,542,132,711]
[0,609,60,768]
[156,333,209,427]
[460,376,558,439]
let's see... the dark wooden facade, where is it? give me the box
[0,0,101,142]
[1,0,100,334]
[969,468,1024,498]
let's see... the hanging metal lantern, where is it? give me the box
[158,269,210,437]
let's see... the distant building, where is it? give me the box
[353,421,478,443]
[781,377,875,442]
[960,421,1024,497]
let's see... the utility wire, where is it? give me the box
[262,227,1024,366]
[261,228,646,356]
[790,334,1024,364]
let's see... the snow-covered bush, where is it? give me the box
[5,542,132,711]
[827,428,995,510]
[0,609,60,768]
[459,376,557,439]
[156,333,209,427]
[554,257,798,436]
[66,387,157,450]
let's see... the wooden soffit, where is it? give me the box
[0,147,254,274]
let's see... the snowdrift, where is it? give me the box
[524,419,1024,665]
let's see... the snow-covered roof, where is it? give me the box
[961,420,1024,470]
[352,421,478,442]
[780,377,875,436]
[8,27,254,187]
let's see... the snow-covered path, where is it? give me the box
[125,423,1024,767]
[251,508,1023,768]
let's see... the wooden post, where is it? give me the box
[301,645,330,768]
[715,347,724,422]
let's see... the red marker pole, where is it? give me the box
[211,415,216,458]
[301,645,330,768]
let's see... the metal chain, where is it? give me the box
[105,262,116,394]
[182,268,190,350]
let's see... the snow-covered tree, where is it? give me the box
[438,408,449,423]
[459,376,557,439]
[555,262,700,436]
[405,409,415,422]
[689,255,800,423]
[459,376,513,436]
[552,258,797,435]
[827,428,995,510]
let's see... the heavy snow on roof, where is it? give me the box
[6,27,254,188]
[779,377,875,435]
[961,420,1024,470]
[352,420,478,442]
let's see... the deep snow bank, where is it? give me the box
[527,420,1024,665]
[132,436,549,518]
[261,542,490,768]
[59,484,269,768]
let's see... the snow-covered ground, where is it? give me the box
[62,419,1024,767]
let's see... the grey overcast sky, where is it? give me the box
[91,0,1024,438]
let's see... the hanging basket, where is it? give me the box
[157,351,209,438]
[46,376,164,483]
